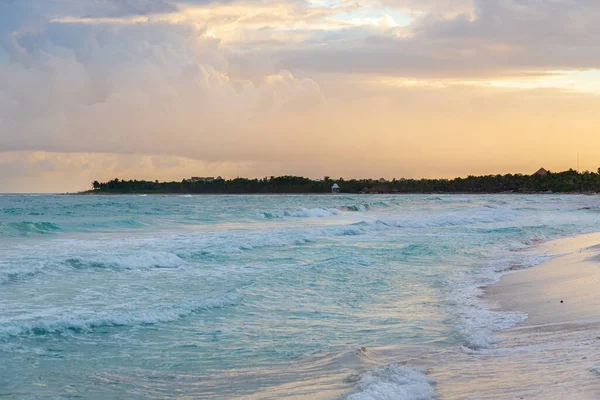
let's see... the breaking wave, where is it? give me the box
[261,201,390,219]
[373,209,517,229]
[185,224,369,257]
[0,263,47,284]
[262,207,340,219]
[337,201,390,212]
[445,252,550,350]
[0,221,62,236]
[346,364,434,400]
[0,290,244,338]
[64,251,186,270]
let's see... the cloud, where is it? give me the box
[276,0,600,77]
[0,16,327,160]
[0,151,286,192]
[2,0,600,191]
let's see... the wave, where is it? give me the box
[262,201,390,219]
[373,209,517,229]
[305,255,373,274]
[110,219,146,228]
[44,209,518,267]
[0,219,151,236]
[445,252,549,350]
[0,221,62,236]
[0,290,243,338]
[338,201,390,212]
[398,243,438,257]
[1,226,371,283]
[262,207,340,219]
[0,263,47,284]
[313,255,372,267]
[2,208,20,215]
[580,206,600,213]
[346,364,434,400]
[182,223,372,258]
[64,251,186,270]
[187,232,316,258]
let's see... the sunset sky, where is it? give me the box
[1,0,600,192]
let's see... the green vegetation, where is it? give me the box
[86,169,600,194]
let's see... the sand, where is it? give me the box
[486,232,600,327]
[433,232,600,399]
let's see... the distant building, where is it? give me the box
[534,168,548,176]
[331,183,340,193]
[378,178,387,183]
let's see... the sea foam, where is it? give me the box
[261,201,390,219]
[64,251,186,270]
[346,364,434,400]
[0,289,243,338]
[262,207,340,219]
[446,252,550,350]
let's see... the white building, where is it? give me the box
[331,183,340,193]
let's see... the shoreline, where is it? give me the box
[433,232,600,399]
[486,233,600,327]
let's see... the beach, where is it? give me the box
[433,233,600,399]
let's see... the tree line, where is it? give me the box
[88,169,600,194]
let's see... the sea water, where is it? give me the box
[1,194,600,399]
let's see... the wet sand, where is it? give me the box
[487,233,600,326]
[434,232,600,399]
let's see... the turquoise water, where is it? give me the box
[1,194,600,398]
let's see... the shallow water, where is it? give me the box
[1,194,600,398]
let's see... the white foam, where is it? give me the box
[346,364,434,400]
[445,252,550,350]
[263,207,340,219]
[374,208,517,230]
[103,251,186,269]
[66,251,186,270]
[261,201,392,219]
[0,289,243,338]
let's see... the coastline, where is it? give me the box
[486,233,600,327]
[433,232,600,399]
[72,191,599,196]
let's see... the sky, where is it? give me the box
[1,0,600,192]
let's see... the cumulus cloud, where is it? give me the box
[0,32,326,159]
[1,0,600,191]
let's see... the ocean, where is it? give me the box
[1,194,600,399]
